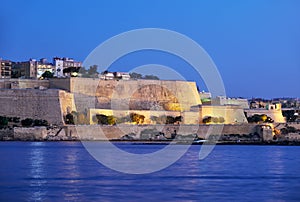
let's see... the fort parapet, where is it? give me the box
[0,89,75,125]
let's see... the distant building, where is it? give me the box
[212,96,249,109]
[113,72,130,80]
[12,58,55,79]
[12,59,38,79]
[37,58,55,79]
[99,71,131,80]
[0,59,12,79]
[53,57,82,78]
[199,91,212,105]
[245,103,286,123]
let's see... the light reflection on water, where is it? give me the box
[28,142,47,201]
[0,143,299,201]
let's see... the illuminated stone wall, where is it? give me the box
[50,78,202,113]
[199,105,248,124]
[0,79,49,89]
[245,109,286,123]
[0,89,75,125]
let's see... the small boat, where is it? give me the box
[193,139,207,144]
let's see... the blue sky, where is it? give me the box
[1,0,299,98]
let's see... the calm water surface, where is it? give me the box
[0,142,300,201]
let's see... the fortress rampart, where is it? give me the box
[0,79,49,89]
[50,78,202,112]
[0,89,75,125]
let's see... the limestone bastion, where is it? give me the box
[0,78,203,125]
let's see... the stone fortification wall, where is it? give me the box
[49,78,73,92]
[199,105,248,124]
[50,78,202,112]
[13,127,47,141]
[0,89,75,125]
[0,79,49,89]
[65,124,258,140]
[245,109,285,123]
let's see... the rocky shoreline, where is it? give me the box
[0,123,299,145]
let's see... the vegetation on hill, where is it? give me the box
[247,114,274,123]
[202,116,225,124]
[129,72,159,80]
[0,116,48,128]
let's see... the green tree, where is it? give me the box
[212,117,219,123]
[41,71,54,78]
[77,113,87,125]
[203,116,212,124]
[63,67,81,77]
[129,72,142,79]
[143,75,159,80]
[156,115,167,124]
[0,116,8,126]
[65,113,75,124]
[21,118,34,127]
[175,116,182,123]
[96,114,108,125]
[12,117,20,123]
[130,113,145,124]
[166,116,175,124]
[107,115,117,125]
[88,65,98,75]
[33,119,49,126]
[218,117,225,123]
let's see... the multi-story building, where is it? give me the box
[12,59,38,79]
[12,57,81,79]
[99,71,131,80]
[37,58,55,78]
[0,59,12,79]
[53,57,82,77]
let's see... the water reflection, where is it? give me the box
[28,142,47,201]
[264,147,287,199]
[62,144,83,201]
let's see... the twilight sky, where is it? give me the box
[1,0,299,98]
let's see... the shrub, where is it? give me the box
[77,113,87,125]
[247,114,274,123]
[12,117,20,123]
[96,114,117,125]
[130,113,145,124]
[107,115,117,125]
[166,116,175,124]
[203,116,212,124]
[219,117,225,123]
[156,115,167,124]
[96,114,109,125]
[203,116,225,124]
[65,113,75,124]
[33,119,49,126]
[175,116,182,123]
[21,118,34,127]
[0,116,8,126]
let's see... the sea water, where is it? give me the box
[0,142,299,201]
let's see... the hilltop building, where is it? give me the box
[10,57,82,79]
[245,102,285,123]
[12,58,54,79]
[53,57,82,78]
[99,71,131,80]
[0,59,12,79]
[212,96,249,109]
[37,58,54,78]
